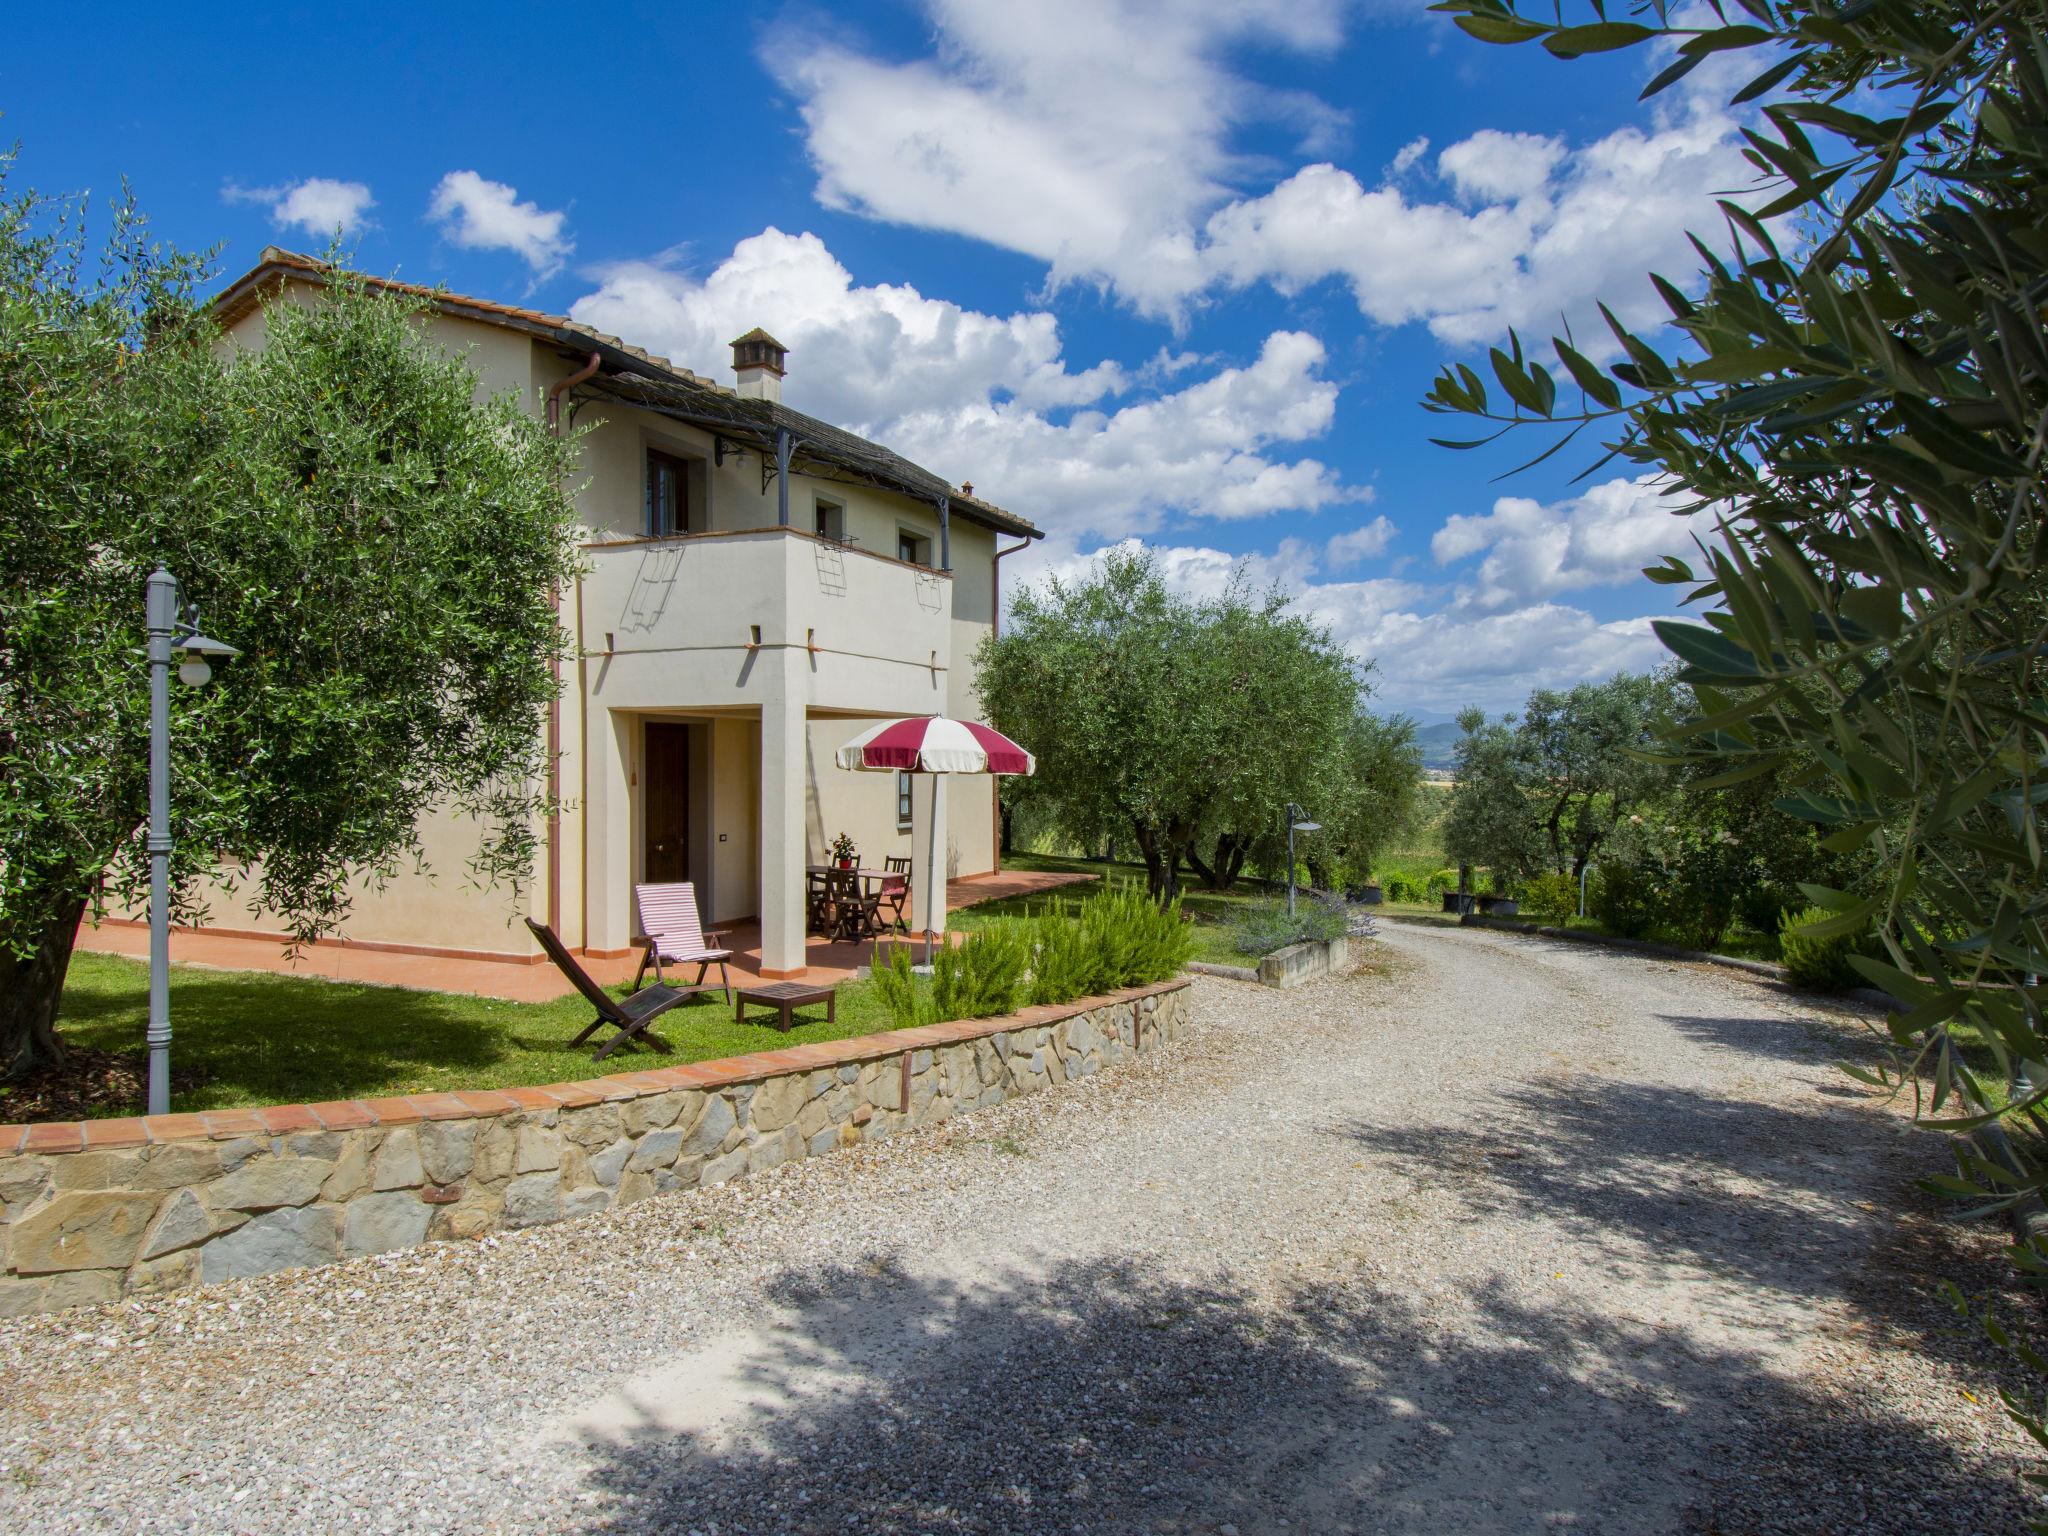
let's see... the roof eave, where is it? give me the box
[207,251,1041,543]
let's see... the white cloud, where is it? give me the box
[1349,605,1672,714]
[1325,516,1396,567]
[1009,478,1700,715]
[427,172,572,279]
[1438,130,1567,203]
[775,3,1764,346]
[571,228,1361,543]
[774,0,1352,318]
[1388,136,1430,177]
[1203,104,1753,348]
[574,229,1124,426]
[1431,474,1715,613]
[224,178,375,236]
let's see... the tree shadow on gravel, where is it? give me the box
[1332,1077,1911,1309]
[1653,1006,1891,1072]
[567,1251,2040,1536]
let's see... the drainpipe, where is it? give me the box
[543,354,597,941]
[989,535,1032,871]
[775,428,793,526]
[937,496,951,572]
[576,573,589,953]
[546,352,601,435]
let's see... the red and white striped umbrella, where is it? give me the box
[834,716,1035,776]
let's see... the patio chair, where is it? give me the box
[877,857,911,935]
[632,882,735,1001]
[806,867,834,935]
[524,918,684,1063]
[825,867,883,942]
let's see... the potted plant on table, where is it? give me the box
[831,831,858,869]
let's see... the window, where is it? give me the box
[815,499,845,543]
[647,450,690,536]
[897,771,914,830]
[897,528,930,566]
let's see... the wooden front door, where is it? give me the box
[644,722,690,884]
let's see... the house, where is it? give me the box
[195,249,1040,980]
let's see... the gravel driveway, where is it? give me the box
[3,922,2044,1535]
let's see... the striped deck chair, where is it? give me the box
[632,882,734,1001]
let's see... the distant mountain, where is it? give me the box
[1414,720,1462,769]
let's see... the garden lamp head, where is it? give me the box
[175,631,239,688]
[1290,818,1321,833]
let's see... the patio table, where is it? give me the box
[806,866,898,941]
[734,980,837,1031]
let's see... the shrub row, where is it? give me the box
[873,886,1195,1030]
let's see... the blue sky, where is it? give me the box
[5,1,1760,718]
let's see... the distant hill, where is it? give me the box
[1414,720,1461,769]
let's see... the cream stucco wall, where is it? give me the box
[141,307,1024,968]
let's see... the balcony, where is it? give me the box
[577,527,954,716]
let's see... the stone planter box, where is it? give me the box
[1351,884,1383,906]
[1476,895,1519,917]
[1257,935,1349,988]
[1442,892,1476,914]
[0,979,1191,1317]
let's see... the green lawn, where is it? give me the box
[37,860,1317,1120]
[45,952,903,1118]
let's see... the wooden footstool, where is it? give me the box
[734,981,837,1031]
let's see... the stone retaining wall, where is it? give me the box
[0,979,1191,1316]
[1257,936,1348,988]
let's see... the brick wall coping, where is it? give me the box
[1,977,1193,1156]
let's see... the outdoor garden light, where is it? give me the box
[145,570,237,1118]
[1285,802,1320,918]
[174,626,240,688]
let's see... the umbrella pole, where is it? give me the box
[924,771,941,966]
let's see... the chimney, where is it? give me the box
[730,328,787,403]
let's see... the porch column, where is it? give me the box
[913,773,949,948]
[758,649,808,978]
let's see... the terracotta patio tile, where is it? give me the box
[452,1091,519,1116]
[70,870,1096,1003]
[142,1113,209,1144]
[404,1093,474,1121]
[254,1104,324,1135]
[360,1097,426,1126]
[687,1058,767,1087]
[0,1126,24,1155]
[778,1044,847,1069]
[621,1067,700,1090]
[501,1087,569,1110]
[22,1122,82,1155]
[82,1118,150,1150]
[544,1083,602,1108]
[602,1073,675,1097]
[308,1101,376,1131]
[567,1079,641,1103]
[201,1109,269,1141]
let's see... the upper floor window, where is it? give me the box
[897,771,914,829]
[647,450,690,537]
[815,499,845,543]
[897,528,931,566]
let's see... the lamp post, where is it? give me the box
[145,569,238,1118]
[1286,802,1321,919]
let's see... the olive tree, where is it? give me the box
[1424,0,2048,1473]
[975,547,1367,899]
[0,175,580,1075]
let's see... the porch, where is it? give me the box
[73,869,1096,1001]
